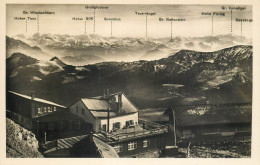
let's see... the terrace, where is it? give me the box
[94,119,168,144]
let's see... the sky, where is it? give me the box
[6,4,252,38]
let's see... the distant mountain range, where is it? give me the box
[6,36,50,61]
[8,33,252,65]
[6,42,252,108]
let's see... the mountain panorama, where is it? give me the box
[8,33,252,65]
[6,34,252,108]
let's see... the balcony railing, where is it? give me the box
[95,119,168,143]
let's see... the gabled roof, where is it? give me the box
[8,91,66,108]
[71,93,138,119]
[164,103,252,126]
[81,98,115,110]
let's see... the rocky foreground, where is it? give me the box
[6,118,43,158]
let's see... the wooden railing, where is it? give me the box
[99,119,168,142]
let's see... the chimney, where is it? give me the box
[31,93,35,100]
[117,93,123,113]
[103,89,110,99]
[106,89,109,98]
[107,108,110,132]
[103,89,107,98]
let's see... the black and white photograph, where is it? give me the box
[2,1,259,162]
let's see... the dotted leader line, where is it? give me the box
[111,21,113,36]
[241,21,243,36]
[37,14,39,32]
[85,21,86,34]
[212,14,214,36]
[146,15,147,38]
[231,10,233,33]
[26,19,27,33]
[171,22,172,39]
[93,9,96,33]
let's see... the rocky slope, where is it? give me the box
[6,118,43,158]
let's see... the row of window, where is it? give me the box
[8,112,32,129]
[113,139,150,153]
[100,120,137,132]
[13,102,57,115]
[15,102,22,111]
[48,121,81,131]
[37,106,57,114]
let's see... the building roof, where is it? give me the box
[81,99,115,110]
[90,111,118,118]
[44,135,118,157]
[8,91,66,108]
[57,135,88,149]
[35,110,84,122]
[73,93,138,119]
[93,137,119,158]
[164,103,252,126]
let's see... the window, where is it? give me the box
[59,121,66,130]
[27,120,32,128]
[21,117,24,123]
[38,108,42,114]
[126,120,134,128]
[102,124,107,131]
[75,121,81,129]
[113,122,121,130]
[14,114,19,121]
[10,113,13,119]
[114,144,123,153]
[143,139,150,148]
[128,141,137,151]
[18,102,22,111]
[16,103,19,110]
[48,107,52,112]
[53,107,57,111]
[68,121,73,129]
[82,108,85,115]
[48,123,56,131]
[182,129,193,139]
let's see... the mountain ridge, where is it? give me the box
[6,45,252,108]
[8,33,252,65]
